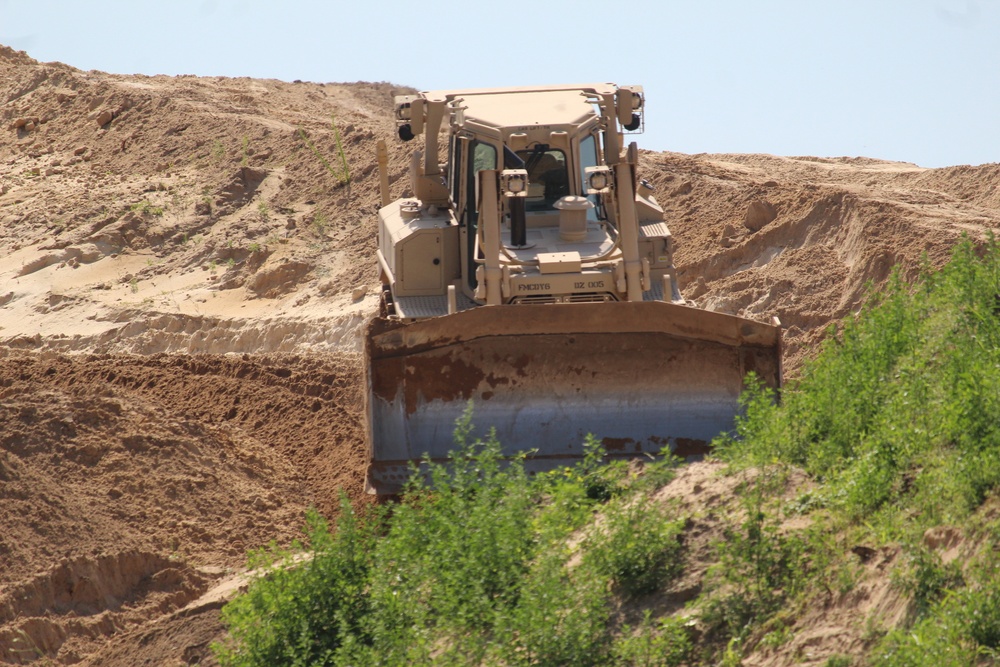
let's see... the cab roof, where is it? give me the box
[423,84,616,130]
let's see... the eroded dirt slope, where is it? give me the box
[642,152,1000,371]
[1,43,415,356]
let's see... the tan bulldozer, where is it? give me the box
[366,83,781,494]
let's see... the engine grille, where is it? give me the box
[511,292,618,305]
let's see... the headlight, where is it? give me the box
[585,165,612,194]
[393,94,417,121]
[500,169,528,197]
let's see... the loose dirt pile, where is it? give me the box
[1,44,998,664]
[0,350,366,664]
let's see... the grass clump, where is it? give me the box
[256,200,269,223]
[310,210,328,237]
[584,496,685,596]
[874,575,1000,666]
[700,470,811,645]
[611,612,692,667]
[129,200,164,216]
[297,114,350,188]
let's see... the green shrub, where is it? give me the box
[214,499,376,667]
[963,580,1000,651]
[874,589,980,667]
[216,405,692,667]
[824,656,853,667]
[720,236,1000,526]
[362,425,538,663]
[712,236,1000,664]
[497,548,612,666]
[703,479,808,642]
[584,496,685,596]
[892,545,965,617]
[610,611,692,667]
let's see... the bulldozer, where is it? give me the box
[366,83,782,495]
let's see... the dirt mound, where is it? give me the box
[0,348,366,664]
[79,606,225,667]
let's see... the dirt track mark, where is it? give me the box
[0,552,211,665]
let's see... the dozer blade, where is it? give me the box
[365,301,781,495]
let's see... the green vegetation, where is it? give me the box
[310,210,328,237]
[217,236,1000,666]
[719,237,1000,526]
[296,115,350,188]
[716,236,1000,663]
[699,467,813,648]
[215,419,687,667]
[211,139,226,162]
[129,200,165,216]
[256,200,270,223]
[874,575,1000,666]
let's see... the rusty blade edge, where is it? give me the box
[367,301,781,359]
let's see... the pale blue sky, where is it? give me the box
[2,0,997,168]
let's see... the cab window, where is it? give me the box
[467,140,497,223]
[579,134,600,221]
[449,136,463,206]
[516,148,569,212]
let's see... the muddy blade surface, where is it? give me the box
[365,302,781,494]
